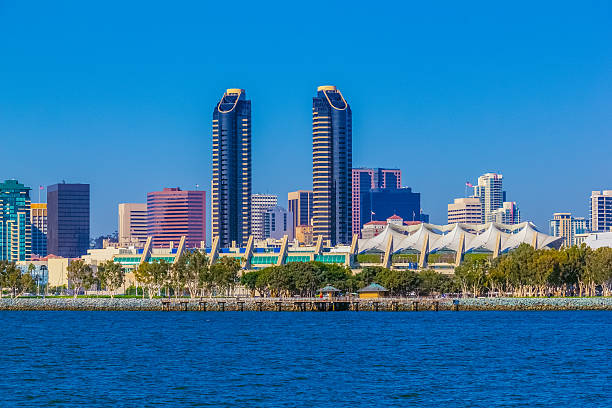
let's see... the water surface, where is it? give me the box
[2,311,610,407]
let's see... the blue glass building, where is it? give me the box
[212,89,251,248]
[47,183,90,258]
[312,85,352,245]
[360,187,421,226]
[0,179,31,261]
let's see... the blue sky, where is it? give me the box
[1,1,611,237]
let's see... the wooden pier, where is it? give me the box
[156,297,458,312]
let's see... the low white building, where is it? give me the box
[584,232,612,249]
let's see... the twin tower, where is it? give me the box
[211,86,352,248]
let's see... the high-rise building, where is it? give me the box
[212,88,251,248]
[251,194,278,240]
[474,173,504,223]
[287,190,313,231]
[312,85,352,245]
[31,203,47,257]
[0,180,31,261]
[352,168,401,235]
[47,183,90,258]
[550,212,590,247]
[263,206,294,240]
[359,187,421,228]
[448,197,482,225]
[118,203,148,247]
[491,201,520,225]
[590,190,612,232]
[147,188,206,248]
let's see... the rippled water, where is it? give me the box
[2,311,611,407]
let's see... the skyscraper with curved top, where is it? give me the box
[212,88,251,248]
[312,85,352,245]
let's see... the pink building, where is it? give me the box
[147,188,206,248]
[352,168,401,236]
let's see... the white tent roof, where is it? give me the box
[392,224,441,253]
[465,223,510,252]
[359,221,562,255]
[430,224,476,252]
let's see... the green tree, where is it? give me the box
[67,259,94,298]
[556,245,589,295]
[174,250,210,298]
[134,262,151,299]
[454,258,489,297]
[267,265,293,297]
[210,257,240,296]
[584,247,612,296]
[418,269,452,296]
[376,268,420,296]
[287,262,319,297]
[0,260,9,298]
[97,260,124,298]
[240,270,260,296]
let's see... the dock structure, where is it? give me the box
[149,297,457,312]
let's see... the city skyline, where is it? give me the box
[1,2,611,237]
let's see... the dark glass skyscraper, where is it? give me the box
[47,183,90,258]
[212,89,251,248]
[360,187,421,227]
[352,168,401,235]
[312,85,352,245]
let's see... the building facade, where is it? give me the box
[448,197,482,225]
[352,168,401,235]
[118,203,148,247]
[212,88,252,248]
[47,183,90,258]
[0,180,31,261]
[490,201,520,225]
[359,187,420,229]
[147,188,206,249]
[287,190,313,232]
[550,212,590,247]
[312,85,352,245]
[263,206,294,240]
[590,190,612,232]
[474,173,505,223]
[251,194,278,240]
[31,203,47,257]
[295,224,314,245]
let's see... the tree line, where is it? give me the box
[0,261,35,298]
[240,262,454,297]
[133,252,240,299]
[455,244,612,297]
[65,251,241,299]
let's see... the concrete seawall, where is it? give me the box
[2,297,612,311]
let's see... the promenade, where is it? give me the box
[2,296,612,311]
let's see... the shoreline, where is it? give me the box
[2,297,612,311]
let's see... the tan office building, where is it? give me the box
[288,190,313,232]
[118,203,147,247]
[448,197,482,225]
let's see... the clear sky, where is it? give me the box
[1,1,611,238]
